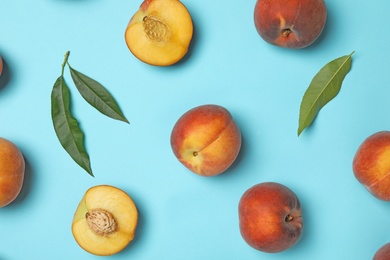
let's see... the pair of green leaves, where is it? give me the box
[298,51,355,136]
[51,51,128,177]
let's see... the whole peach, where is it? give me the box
[0,138,25,207]
[374,243,390,260]
[254,0,327,48]
[239,182,303,253]
[170,104,241,176]
[353,131,390,201]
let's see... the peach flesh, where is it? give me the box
[170,104,241,176]
[254,0,327,48]
[72,185,138,256]
[353,131,390,201]
[125,0,193,66]
[239,182,303,253]
[0,138,25,208]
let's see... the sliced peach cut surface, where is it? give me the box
[72,185,138,256]
[125,0,193,66]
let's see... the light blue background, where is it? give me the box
[1,0,390,259]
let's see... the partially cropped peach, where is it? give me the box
[72,185,138,256]
[239,182,303,253]
[125,0,193,66]
[374,243,390,260]
[0,56,3,76]
[254,0,327,48]
[353,131,390,201]
[0,138,25,208]
[170,104,241,176]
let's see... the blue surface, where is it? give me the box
[1,0,390,259]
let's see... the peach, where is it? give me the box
[125,0,193,66]
[72,185,138,256]
[254,0,327,48]
[0,138,25,208]
[374,243,390,260]
[170,104,241,177]
[0,56,3,76]
[238,182,303,253]
[353,131,390,201]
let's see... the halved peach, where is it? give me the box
[125,0,193,66]
[72,185,138,256]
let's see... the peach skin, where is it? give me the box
[374,243,390,260]
[353,131,390,201]
[0,56,3,76]
[239,182,303,253]
[0,137,25,208]
[170,104,241,176]
[254,0,327,48]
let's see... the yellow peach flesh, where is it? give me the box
[125,0,193,66]
[72,185,138,256]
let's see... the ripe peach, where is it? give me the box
[0,138,25,208]
[72,185,138,256]
[125,0,193,66]
[0,56,3,76]
[374,243,390,260]
[239,182,303,253]
[254,0,327,49]
[170,104,241,177]
[353,131,390,201]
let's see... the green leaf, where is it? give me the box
[69,67,129,123]
[298,51,355,136]
[51,75,94,176]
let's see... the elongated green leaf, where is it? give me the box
[298,51,355,136]
[51,76,94,176]
[69,67,129,123]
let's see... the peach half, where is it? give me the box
[72,185,138,256]
[0,137,25,208]
[170,104,241,176]
[125,0,193,66]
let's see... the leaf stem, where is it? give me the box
[61,51,70,76]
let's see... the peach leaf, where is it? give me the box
[298,51,355,136]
